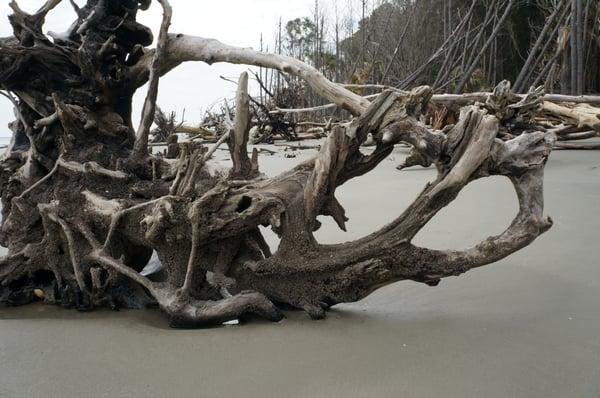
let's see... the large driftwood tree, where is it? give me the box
[0,0,554,327]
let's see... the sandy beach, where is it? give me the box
[1,143,599,398]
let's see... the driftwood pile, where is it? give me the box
[151,86,600,154]
[263,83,600,154]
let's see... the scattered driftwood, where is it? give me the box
[274,87,600,152]
[0,0,554,327]
[274,91,600,112]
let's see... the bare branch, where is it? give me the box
[133,0,173,157]
[130,35,370,116]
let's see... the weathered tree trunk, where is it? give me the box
[0,0,554,327]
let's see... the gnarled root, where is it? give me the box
[88,249,282,327]
[0,1,555,327]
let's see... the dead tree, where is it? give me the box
[0,1,554,327]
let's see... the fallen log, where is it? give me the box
[541,102,600,132]
[553,142,600,150]
[272,92,600,114]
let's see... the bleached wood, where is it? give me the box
[133,0,172,157]
[131,35,370,116]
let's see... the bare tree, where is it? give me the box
[455,0,516,93]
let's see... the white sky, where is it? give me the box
[0,0,318,137]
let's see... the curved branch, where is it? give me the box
[410,169,552,283]
[233,112,555,311]
[129,35,370,116]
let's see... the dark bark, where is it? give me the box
[455,0,515,93]
[513,1,565,92]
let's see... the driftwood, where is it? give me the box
[553,142,600,150]
[541,102,600,132]
[274,87,600,151]
[0,1,554,327]
[175,125,214,139]
[150,107,184,143]
[274,92,600,112]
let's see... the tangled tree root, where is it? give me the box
[0,0,554,327]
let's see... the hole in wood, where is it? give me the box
[235,196,253,213]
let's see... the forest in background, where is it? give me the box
[254,0,599,111]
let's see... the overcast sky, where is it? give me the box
[0,0,317,137]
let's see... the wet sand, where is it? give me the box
[1,145,599,398]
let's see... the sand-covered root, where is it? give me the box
[0,0,553,327]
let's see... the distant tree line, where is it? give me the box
[255,0,599,110]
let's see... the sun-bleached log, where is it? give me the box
[541,101,600,131]
[269,92,600,116]
[554,142,600,150]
